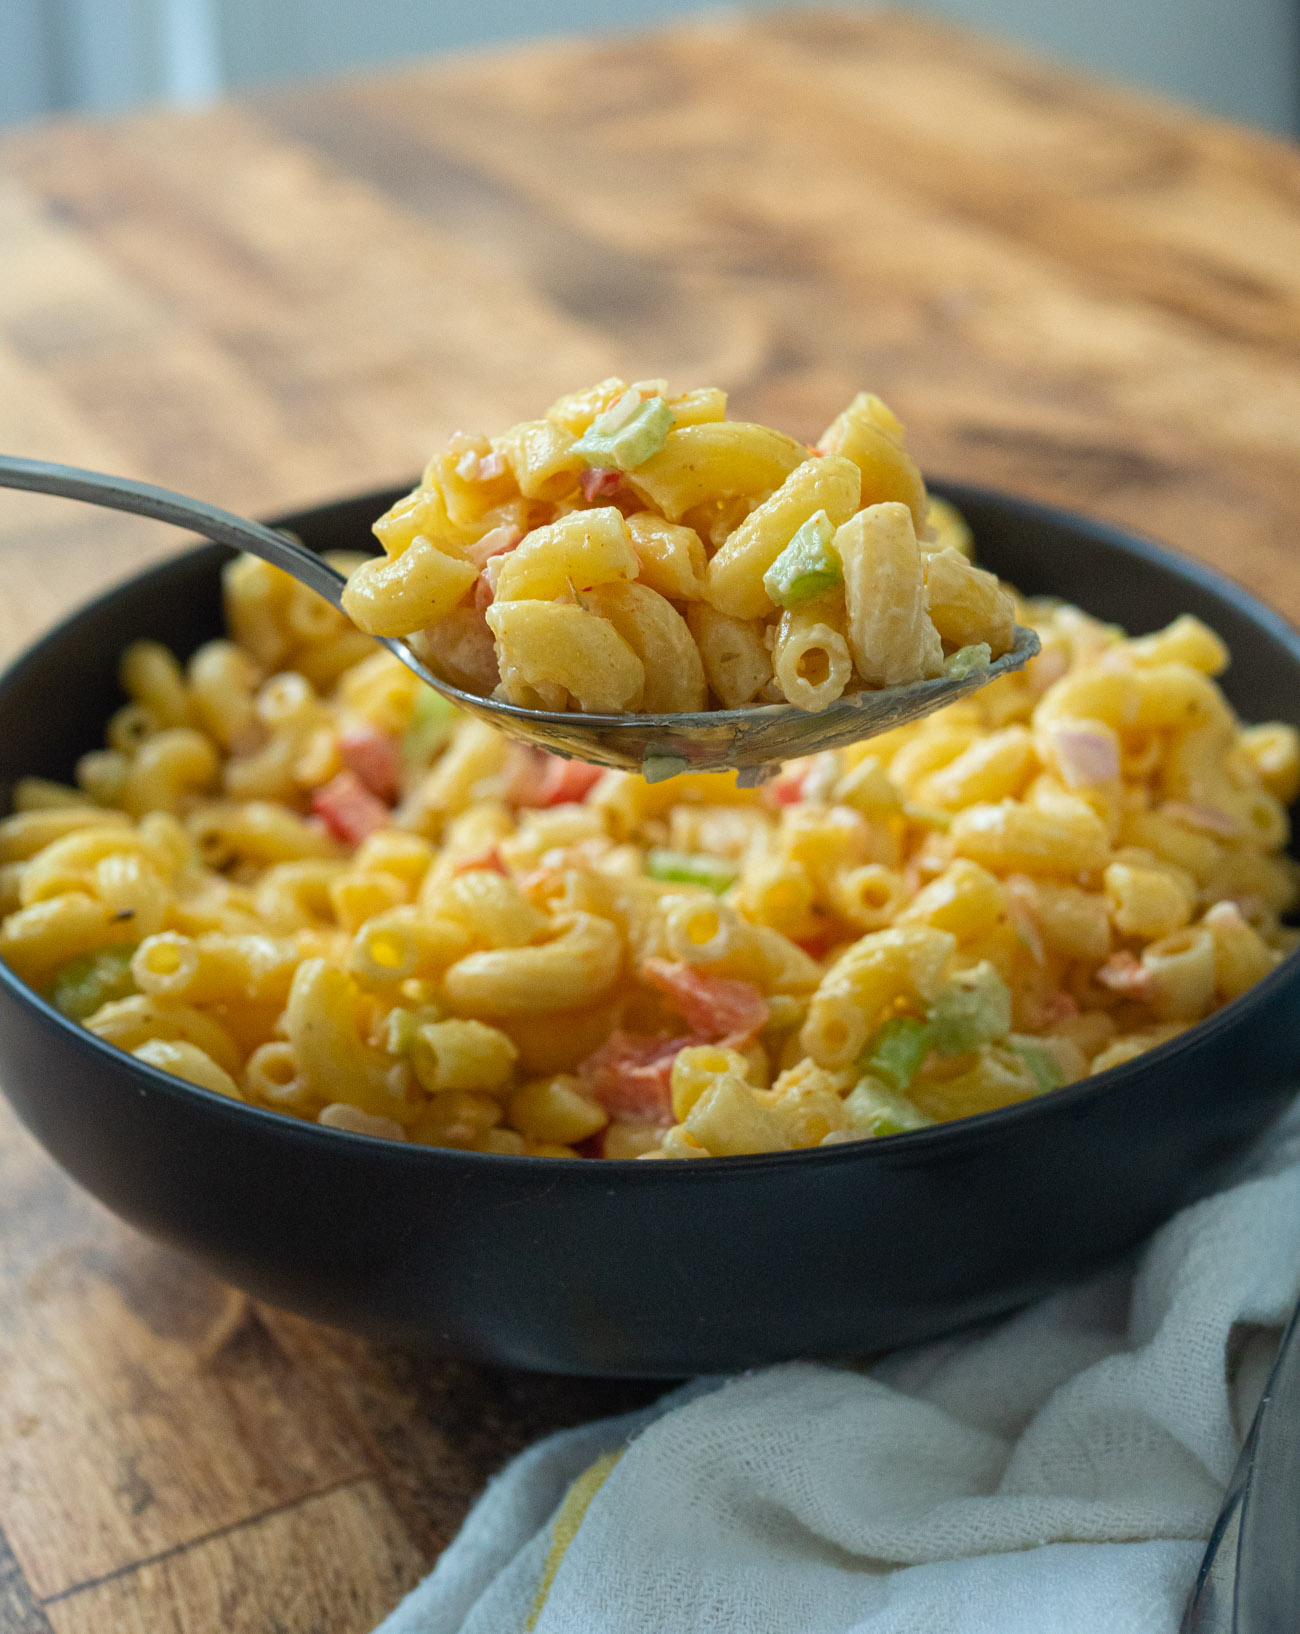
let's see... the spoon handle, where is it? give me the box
[0,454,348,608]
[1182,1293,1300,1632]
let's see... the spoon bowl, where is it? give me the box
[429,625,1040,779]
[0,453,1038,777]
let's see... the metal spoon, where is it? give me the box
[1181,1293,1300,1633]
[0,453,1039,783]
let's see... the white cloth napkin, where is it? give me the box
[376,1102,1300,1634]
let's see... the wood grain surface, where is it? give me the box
[3,8,1300,1628]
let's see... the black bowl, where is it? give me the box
[1,483,1298,1377]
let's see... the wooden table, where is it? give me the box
[3,8,1300,1627]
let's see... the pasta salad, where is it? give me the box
[1,514,1296,1159]
[340,382,1018,714]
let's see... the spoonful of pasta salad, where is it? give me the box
[0,383,1036,783]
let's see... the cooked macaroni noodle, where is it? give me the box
[2,504,1297,1159]
[342,383,1019,714]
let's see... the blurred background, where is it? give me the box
[2,0,1297,137]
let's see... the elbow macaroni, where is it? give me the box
[2,471,1297,1159]
[341,382,1019,715]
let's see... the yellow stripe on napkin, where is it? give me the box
[527,1450,622,1629]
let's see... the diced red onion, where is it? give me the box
[580,467,623,502]
[1028,648,1069,696]
[1006,876,1046,965]
[1096,950,1152,1000]
[466,524,522,569]
[1050,724,1119,786]
[1160,801,1243,838]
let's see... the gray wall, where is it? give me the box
[2,0,221,118]
[2,0,1297,135]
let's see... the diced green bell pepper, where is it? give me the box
[405,687,459,763]
[1007,1035,1065,1095]
[928,961,1013,1054]
[843,1074,935,1137]
[944,643,992,681]
[645,848,738,894]
[572,396,674,471]
[51,943,137,1022]
[641,750,691,785]
[860,1014,933,1091]
[762,511,842,609]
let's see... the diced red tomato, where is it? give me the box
[764,765,810,808]
[338,725,402,804]
[312,771,391,845]
[794,924,839,962]
[537,757,603,806]
[450,845,508,876]
[579,467,623,502]
[505,747,604,808]
[640,958,769,1042]
[579,968,771,1124]
[579,1029,691,1125]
